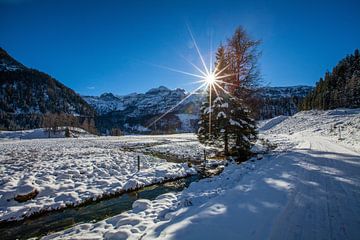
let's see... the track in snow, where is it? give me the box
[268,134,360,240]
[144,134,360,240]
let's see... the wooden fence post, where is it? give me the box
[203,149,206,169]
[137,156,140,171]
[338,127,342,140]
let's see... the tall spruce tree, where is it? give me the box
[197,27,259,159]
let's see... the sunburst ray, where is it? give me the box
[144,27,239,136]
[147,82,207,129]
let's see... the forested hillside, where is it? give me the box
[301,49,360,110]
[0,48,96,131]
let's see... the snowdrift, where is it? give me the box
[260,108,360,152]
[257,115,288,131]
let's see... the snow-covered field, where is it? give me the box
[43,109,360,240]
[0,127,94,140]
[0,134,202,222]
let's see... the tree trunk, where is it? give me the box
[224,129,229,156]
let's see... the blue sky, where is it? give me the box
[1,0,359,95]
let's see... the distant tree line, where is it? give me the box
[42,113,98,136]
[301,49,360,110]
[0,112,97,135]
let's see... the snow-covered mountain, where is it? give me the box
[84,85,313,133]
[83,86,204,134]
[84,86,192,115]
[258,85,314,119]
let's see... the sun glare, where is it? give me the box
[205,72,216,85]
[146,25,231,131]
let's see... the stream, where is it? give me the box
[0,175,202,240]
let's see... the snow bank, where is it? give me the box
[260,108,360,152]
[0,135,197,222]
[42,158,267,240]
[257,115,288,131]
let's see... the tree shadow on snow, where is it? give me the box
[149,148,360,240]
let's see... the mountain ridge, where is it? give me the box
[0,47,96,130]
[84,85,313,133]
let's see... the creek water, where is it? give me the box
[0,175,201,240]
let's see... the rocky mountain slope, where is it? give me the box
[83,86,203,134]
[84,85,313,134]
[258,85,313,119]
[0,47,96,130]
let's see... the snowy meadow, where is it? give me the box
[0,109,359,240]
[0,134,205,223]
[41,109,360,240]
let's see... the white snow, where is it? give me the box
[221,102,228,108]
[229,118,241,126]
[0,134,199,222]
[0,63,22,71]
[43,109,360,239]
[217,111,226,119]
[262,108,360,152]
[175,114,198,132]
[123,123,150,132]
[257,115,288,131]
[146,140,218,161]
[0,127,93,140]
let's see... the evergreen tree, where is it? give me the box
[227,97,257,160]
[197,26,259,160]
[301,49,360,110]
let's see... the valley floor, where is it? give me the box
[43,109,360,240]
[1,109,359,239]
[42,132,360,240]
[0,134,208,222]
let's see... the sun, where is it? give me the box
[146,25,231,130]
[205,72,216,85]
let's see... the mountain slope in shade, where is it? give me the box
[0,47,96,130]
[0,48,26,72]
[258,85,314,119]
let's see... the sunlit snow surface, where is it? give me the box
[0,134,201,222]
[43,109,360,240]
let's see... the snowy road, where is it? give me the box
[143,134,360,240]
[269,134,360,240]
